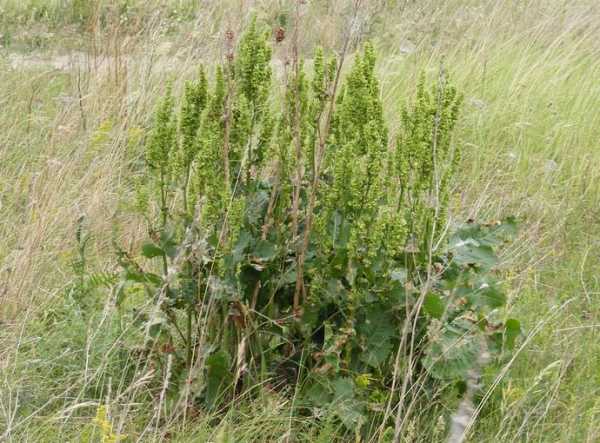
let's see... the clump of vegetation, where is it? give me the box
[0,0,196,29]
[4,0,600,441]
[109,19,519,439]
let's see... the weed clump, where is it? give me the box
[112,21,519,439]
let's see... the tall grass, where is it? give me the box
[1,1,599,441]
[377,1,600,441]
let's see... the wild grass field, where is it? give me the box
[1,1,600,442]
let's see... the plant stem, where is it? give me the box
[186,306,193,369]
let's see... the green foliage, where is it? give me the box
[423,218,521,380]
[0,0,198,31]
[178,67,208,172]
[235,18,272,114]
[395,72,462,250]
[66,216,117,312]
[110,22,518,440]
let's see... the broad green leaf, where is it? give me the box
[452,218,517,248]
[205,350,232,409]
[331,378,365,429]
[300,301,321,331]
[505,318,521,349]
[424,320,480,380]
[362,340,393,368]
[335,399,366,429]
[332,377,355,401]
[141,241,164,259]
[124,268,162,286]
[390,268,408,283]
[246,188,270,225]
[390,284,407,306]
[159,228,178,258]
[146,313,168,338]
[232,230,252,264]
[423,293,445,319]
[279,267,297,286]
[332,213,351,249]
[452,240,497,269]
[448,219,518,270]
[467,279,506,309]
[359,305,395,367]
[491,216,518,240]
[254,239,277,261]
[302,377,332,407]
[478,284,506,308]
[323,278,344,302]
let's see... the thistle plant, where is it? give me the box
[112,20,519,440]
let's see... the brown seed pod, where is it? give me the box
[275,27,285,43]
[160,342,175,354]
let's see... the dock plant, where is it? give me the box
[113,20,519,439]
